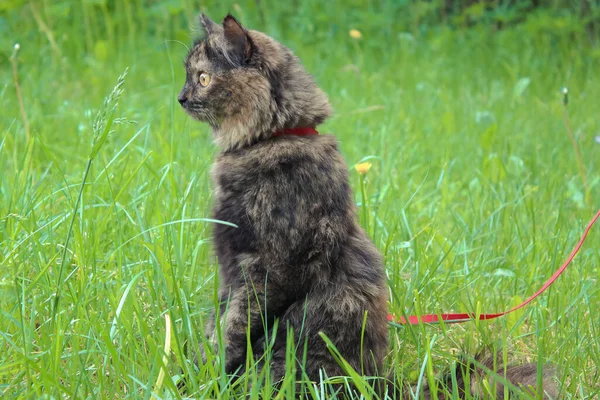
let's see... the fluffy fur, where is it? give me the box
[179,13,558,398]
[417,353,558,399]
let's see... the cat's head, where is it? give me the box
[179,14,332,151]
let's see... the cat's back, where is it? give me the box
[212,135,358,266]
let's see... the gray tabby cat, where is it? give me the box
[178,13,558,399]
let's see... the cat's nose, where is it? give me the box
[177,94,188,106]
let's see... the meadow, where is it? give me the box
[1,1,599,398]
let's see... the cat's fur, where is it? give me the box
[178,13,558,398]
[418,353,558,399]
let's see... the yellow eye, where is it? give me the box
[199,72,211,87]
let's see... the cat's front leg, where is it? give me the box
[221,285,258,374]
[199,312,220,364]
[222,282,284,375]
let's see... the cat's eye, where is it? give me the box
[199,72,211,87]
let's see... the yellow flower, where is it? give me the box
[354,162,372,174]
[349,29,362,39]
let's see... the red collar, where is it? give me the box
[272,127,319,137]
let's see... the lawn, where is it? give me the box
[1,1,599,398]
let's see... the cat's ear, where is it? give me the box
[222,14,252,63]
[199,13,219,35]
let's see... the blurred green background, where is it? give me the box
[1,1,599,398]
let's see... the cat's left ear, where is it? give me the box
[222,14,252,63]
[199,13,220,35]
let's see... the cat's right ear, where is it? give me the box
[199,13,219,35]
[222,14,252,63]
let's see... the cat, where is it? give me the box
[178,13,558,399]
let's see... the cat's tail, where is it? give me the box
[386,351,559,399]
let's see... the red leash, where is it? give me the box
[389,209,600,325]
[274,128,598,326]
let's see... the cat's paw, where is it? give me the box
[224,346,246,376]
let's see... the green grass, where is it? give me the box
[1,1,599,398]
